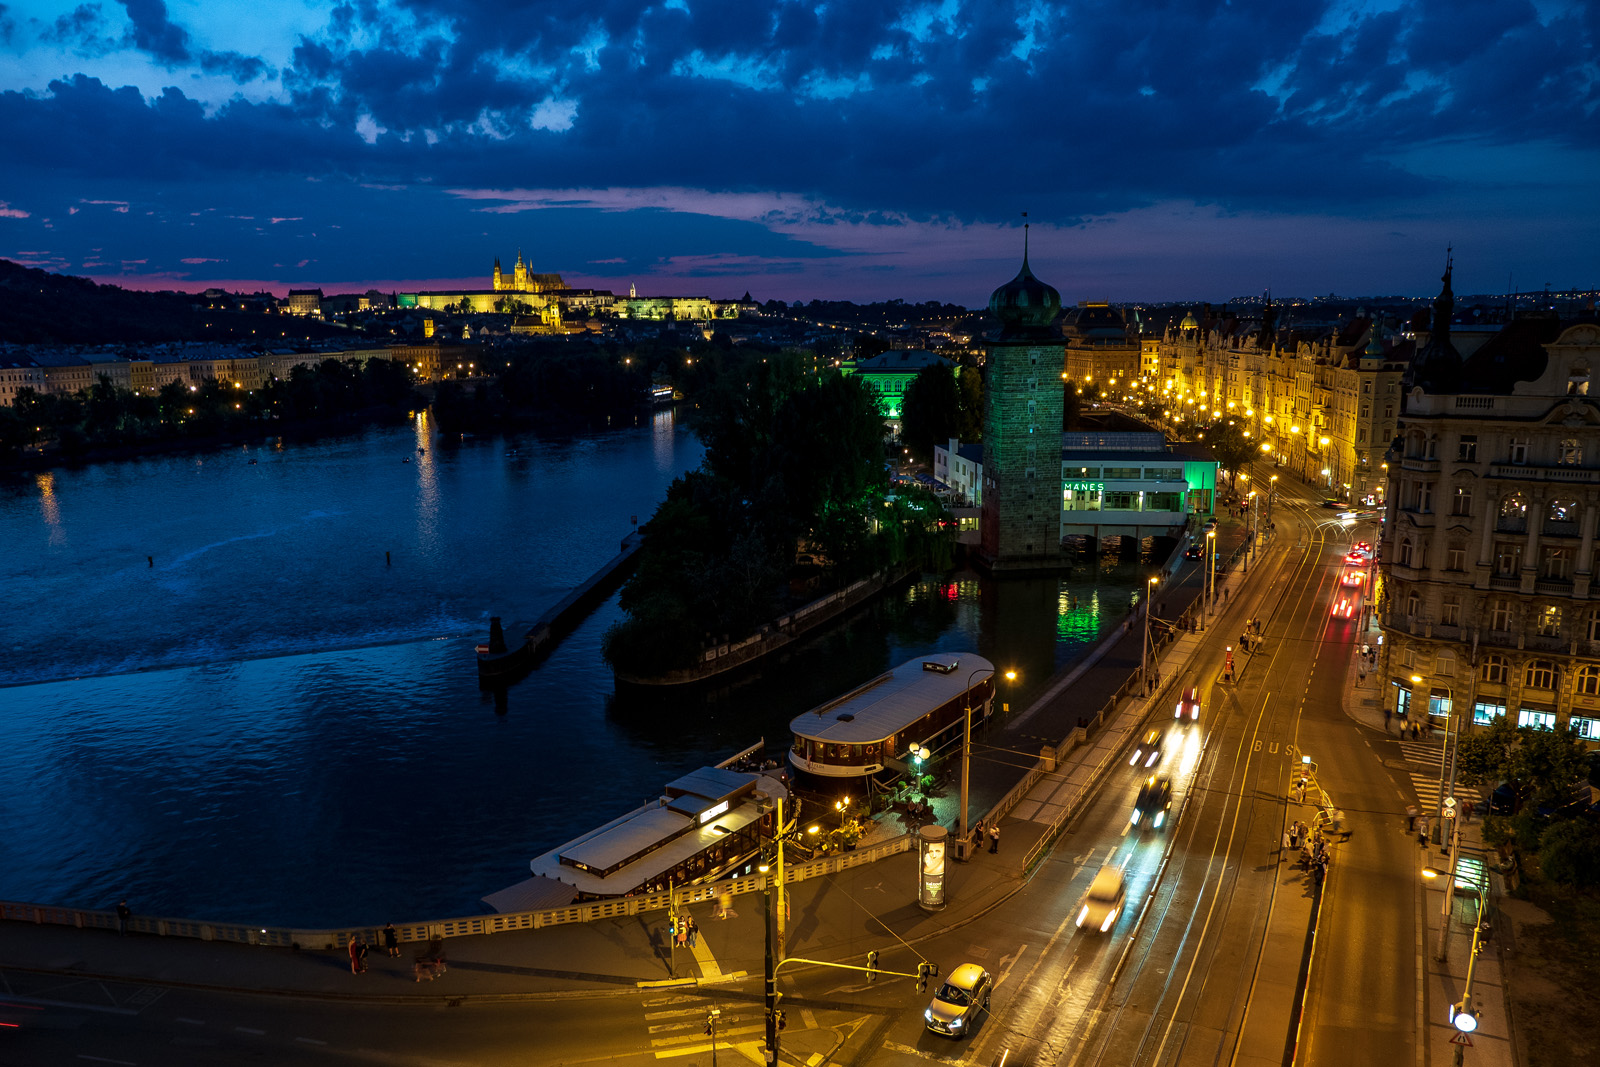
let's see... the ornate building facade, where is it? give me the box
[1378,264,1600,744]
[1155,305,1411,505]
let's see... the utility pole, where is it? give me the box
[764,876,779,1065]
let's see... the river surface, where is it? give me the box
[0,411,1141,927]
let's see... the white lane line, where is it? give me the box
[652,1023,765,1049]
[234,1026,266,1035]
[77,1058,137,1066]
[690,934,722,978]
[175,1018,205,1026]
[295,1037,328,1046]
[644,1007,706,1021]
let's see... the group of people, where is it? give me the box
[347,923,403,975]
[970,821,1001,853]
[903,797,936,824]
[671,914,700,950]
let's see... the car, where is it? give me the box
[1184,544,1204,560]
[1331,597,1355,618]
[1344,551,1369,566]
[1202,518,1218,531]
[1320,499,1345,509]
[924,963,992,1037]
[1353,541,1372,554]
[1076,864,1127,933]
[1130,727,1165,768]
[1130,775,1173,830]
[1341,571,1364,587]
[1176,686,1201,721]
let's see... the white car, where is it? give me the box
[1130,728,1164,768]
[1077,864,1127,933]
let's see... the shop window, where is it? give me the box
[1518,709,1557,731]
[1473,701,1506,725]
[1571,715,1600,740]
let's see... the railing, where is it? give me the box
[0,834,913,954]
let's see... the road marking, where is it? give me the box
[645,1007,706,1021]
[77,1058,136,1066]
[234,1027,265,1035]
[294,1037,328,1046]
[652,1025,766,1054]
[690,933,722,978]
[175,1018,205,1026]
[880,1040,947,1062]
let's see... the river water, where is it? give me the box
[0,411,1140,928]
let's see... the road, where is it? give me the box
[0,476,1441,1067]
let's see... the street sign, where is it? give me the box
[1450,1033,1473,1047]
[1444,797,1457,811]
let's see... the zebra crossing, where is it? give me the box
[1396,738,1482,815]
[640,992,766,1060]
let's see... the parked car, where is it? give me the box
[924,963,992,1038]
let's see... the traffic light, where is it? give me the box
[775,1010,787,1031]
[867,950,879,982]
[915,962,930,992]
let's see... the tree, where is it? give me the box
[1201,420,1256,491]
[1537,818,1600,888]
[956,364,984,442]
[900,363,960,462]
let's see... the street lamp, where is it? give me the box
[1142,576,1160,687]
[1422,866,1488,1029]
[959,667,1016,861]
[1204,530,1217,625]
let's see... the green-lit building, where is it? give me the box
[840,349,956,428]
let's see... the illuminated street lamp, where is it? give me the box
[1142,575,1160,686]
[1422,866,1488,1031]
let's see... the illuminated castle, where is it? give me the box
[492,251,565,294]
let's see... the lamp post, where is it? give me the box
[1204,530,1217,626]
[959,666,1015,861]
[1423,865,1489,1029]
[1268,474,1278,527]
[1143,576,1160,687]
[1248,490,1259,567]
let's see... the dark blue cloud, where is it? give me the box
[0,0,1594,298]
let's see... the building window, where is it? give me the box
[1537,605,1562,637]
[1407,591,1421,616]
[1509,437,1529,464]
[1398,538,1414,566]
[1577,665,1600,697]
[1436,650,1456,676]
[1542,546,1573,580]
[1519,709,1557,731]
[1560,439,1583,465]
[1447,543,1467,571]
[1481,655,1509,684]
[1490,600,1513,632]
[1571,715,1600,740]
[1458,435,1477,462]
[1494,543,1522,576]
[1473,701,1507,725]
[1498,492,1528,532]
[1424,436,1438,459]
[1442,597,1461,625]
[1589,610,1600,642]
[1525,660,1556,690]
[1417,483,1433,512]
[1451,487,1472,516]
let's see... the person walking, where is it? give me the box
[988,824,1001,854]
[1281,829,1292,859]
[1417,815,1431,848]
[1383,707,1391,730]
[1406,804,1419,832]
[686,916,698,949]
[383,922,399,957]
[116,900,131,936]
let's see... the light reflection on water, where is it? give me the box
[0,416,1142,928]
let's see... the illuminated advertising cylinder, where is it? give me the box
[917,824,948,911]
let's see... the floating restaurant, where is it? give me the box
[788,652,996,781]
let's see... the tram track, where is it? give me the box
[1060,498,1346,1067]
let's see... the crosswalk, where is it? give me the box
[640,992,766,1060]
[1396,738,1482,815]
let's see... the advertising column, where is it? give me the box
[917,825,948,911]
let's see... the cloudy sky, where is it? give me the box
[0,0,1595,304]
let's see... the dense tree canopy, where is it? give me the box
[900,363,961,463]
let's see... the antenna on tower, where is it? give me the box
[1022,211,1029,265]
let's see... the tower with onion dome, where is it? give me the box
[979,227,1068,570]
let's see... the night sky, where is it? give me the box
[0,0,1595,304]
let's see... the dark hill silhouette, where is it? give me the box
[0,259,348,345]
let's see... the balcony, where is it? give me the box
[1487,463,1600,484]
[1496,517,1528,534]
[1489,575,1521,591]
[1400,457,1441,473]
[1535,578,1575,595]
[1542,519,1581,538]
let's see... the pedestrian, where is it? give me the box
[1282,830,1292,858]
[687,916,698,949]
[1383,707,1391,730]
[348,934,366,975]
[1418,816,1430,847]
[116,900,131,936]
[146,555,153,568]
[1312,856,1326,889]
[1333,809,1348,838]
[675,919,689,950]
[989,823,1001,854]
[383,922,399,957]
[1224,586,1230,601]
[1406,804,1418,832]
[1294,777,1307,804]
[972,820,984,848]
[1288,823,1301,850]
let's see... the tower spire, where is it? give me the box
[1022,211,1030,269]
